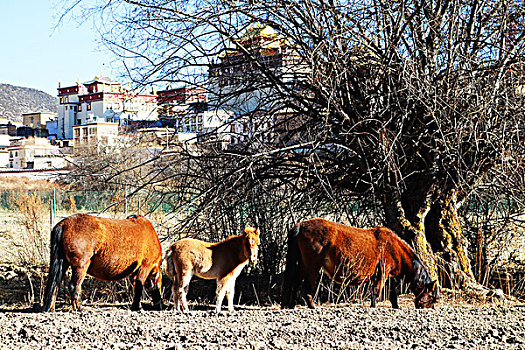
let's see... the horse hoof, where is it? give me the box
[152,303,166,311]
[32,303,42,312]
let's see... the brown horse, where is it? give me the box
[42,214,163,312]
[165,227,260,312]
[281,218,440,309]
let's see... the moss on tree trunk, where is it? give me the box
[425,189,475,288]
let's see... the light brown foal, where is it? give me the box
[165,227,260,312]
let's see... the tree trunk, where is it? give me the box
[425,189,475,288]
[382,187,440,281]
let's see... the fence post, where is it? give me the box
[50,195,54,228]
[50,188,56,228]
[53,188,56,224]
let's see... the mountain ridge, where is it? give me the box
[0,83,57,122]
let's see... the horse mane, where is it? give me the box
[211,234,244,247]
[383,227,433,284]
[225,234,242,241]
[384,227,417,256]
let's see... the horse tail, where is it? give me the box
[165,249,176,278]
[42,223,67,312]
[281,224,302,309]
[165,248,180,304]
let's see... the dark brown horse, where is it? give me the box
[281,218,440,309]
[42,214,163,312]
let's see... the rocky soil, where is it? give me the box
[0,264,524,349]
[0,301,523,349]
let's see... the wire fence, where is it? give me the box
[0,188,186,227]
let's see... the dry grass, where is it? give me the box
[0,193,49,266]
[0,176,59,191]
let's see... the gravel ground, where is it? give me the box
[0,304,524,349]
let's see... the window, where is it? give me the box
[78,105,82,112]
[87,103,91,111]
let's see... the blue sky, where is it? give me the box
[0,1,117,96]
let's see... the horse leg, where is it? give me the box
[147,264,163,310]
[370,264,388,308]
[225,277,236,313]
[130,274,143,311]
[303,268,320,309]
[131,266,151,311]
[388,277,400,309]
[216,276,230,313]
[69,263,89,311]
[179,271,193,312]
[170,272,180,311]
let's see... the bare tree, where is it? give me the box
[63,0,525,287]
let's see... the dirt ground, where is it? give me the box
[0,263,524,350]
[0,301,524,349]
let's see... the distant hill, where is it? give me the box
[0,84,57,122]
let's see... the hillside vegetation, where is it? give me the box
[0,83,57,121]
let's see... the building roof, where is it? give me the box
[239,25,279,41]
[217,25,292,59]
[83,76,120,85]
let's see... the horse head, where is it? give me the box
[414,280,440,309]
[412,260,440,309]
[243,226,260,265]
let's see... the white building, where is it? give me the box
[22,112,56,128]
[73,119,120,147]
[7,137,69,170]
[157,86,234,145]
[0,134,16,168]
[57,76,158,140]
[208,25,306,116]
[225,114,275,146]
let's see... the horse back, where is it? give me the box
[168,238,216,278]
[296,218,401,283]
[168,236,247,279]
[59,214,162,280]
